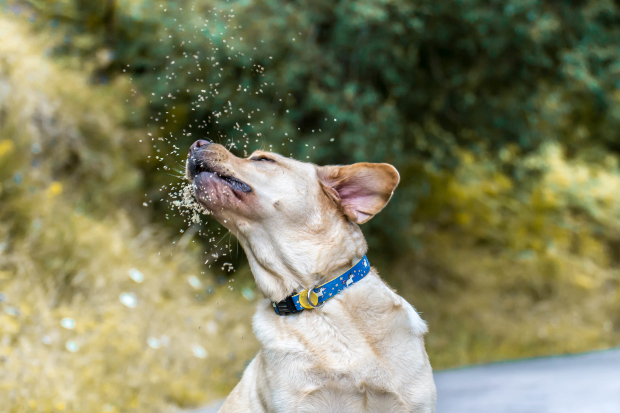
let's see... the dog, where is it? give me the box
[186,140,436,413]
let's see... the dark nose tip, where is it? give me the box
[189,139,211,155]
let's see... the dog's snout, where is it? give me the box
[189,139,212,155]
[187,140,215,180]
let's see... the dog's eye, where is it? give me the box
[250,156,276,163]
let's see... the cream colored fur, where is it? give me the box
[186,143,436,412]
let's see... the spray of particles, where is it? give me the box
[171,183,211,224]
[129,1,335,277]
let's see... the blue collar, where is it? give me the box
[272,256,371,316]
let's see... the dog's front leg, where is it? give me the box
[219,355,268,413]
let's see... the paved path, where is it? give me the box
[435,348,620,413]
[191,348,620,413]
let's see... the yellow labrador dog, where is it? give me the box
[186,140,436,413]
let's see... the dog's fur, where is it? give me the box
[186,142,436,413]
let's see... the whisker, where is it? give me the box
[236,232,240,259]
[165,172,185,180]
[212,229,231,250]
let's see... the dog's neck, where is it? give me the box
[239,220,367,302]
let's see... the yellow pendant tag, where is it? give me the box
[298,290,319,309]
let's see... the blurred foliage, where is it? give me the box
[0,17,256,412]
[389,144,620,366]
[1,0,620,411]
[12,0,620,252]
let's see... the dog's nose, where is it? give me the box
[189,139,212,155]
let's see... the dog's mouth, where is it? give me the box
[191,158,252,193]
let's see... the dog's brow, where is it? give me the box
[248,151,283,161]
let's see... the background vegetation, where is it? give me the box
[1,0,620,411]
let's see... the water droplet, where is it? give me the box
[60,318,75,329]
[188,275,202,289]
[241,287,255,300]
[192,344,207,359]
[4,306,18,316]
[206,320,218,334]
[147,337,161,349]
[129,269,144,283]
[65,341,79,352]
[42,336,52,345]
[119,292,137,308]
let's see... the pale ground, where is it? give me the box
[434,347,620,413]
[191,347,620,413]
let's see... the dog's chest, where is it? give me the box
[296,382,410,413]
[259,331,426,413]
[253,286,432,412]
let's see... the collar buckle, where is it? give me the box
[272,296,300,316]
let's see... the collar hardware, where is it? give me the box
[272,255,370,316]
[299,289,320,309]
[272,296,301,316]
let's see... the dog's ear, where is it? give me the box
[318,163,400,224]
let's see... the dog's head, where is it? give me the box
[186,140,399,300]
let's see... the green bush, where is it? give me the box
[16,0,620,253]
